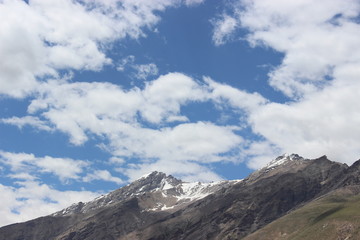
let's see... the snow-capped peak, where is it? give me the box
[138,171,165,180]
[52,172,241,216]
[246,153,311,183]
[266,153,305,170]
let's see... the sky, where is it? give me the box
[0,0,360,227]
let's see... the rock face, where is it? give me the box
[0,154,359,240]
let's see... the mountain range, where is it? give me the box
[1,153,360,240]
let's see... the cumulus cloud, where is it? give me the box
[214,0,360,98]
[2,73,259,181]
[140,73,208,123]
[113,122,243,182]
[108,121,243,165]
[244,0,360,98]
[0,0,185,98]
[211,0,360,167]
[249,81,360,165]
[22,73,210,145]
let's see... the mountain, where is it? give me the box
[0,154,359,240]
[52,171,237,216]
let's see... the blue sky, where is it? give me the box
[1,0,360,226]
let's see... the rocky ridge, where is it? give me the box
[53,171,240,216]
[0,154,359,240]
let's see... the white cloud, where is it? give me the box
[0,180,98,227]
[133,63,159,80]
[27,79,144,145]
[1,116,52,131]
[212,0,360,168]
[2,73,257,181]
[11,0,358,227]
[212,14,239,46]
[36,156,88,181]
[0,0,261,188]
[0,150,125,226]
[242,141,281,170]
[216,0,360,98]
[0,0,189,98]
[117,55,159,80]
[2,0,360,197]
[183,0,205,7]
[249,80,360,166]
[8,173,37,181]
[24,73,210,146]
[0,151,88,182]
[140,73,208,123]
[0,0,49,98]
[83,170,123,185]
[205,77,268,113]
[116,55,135,72]
[109,156,125,165]
[166,115,190,122]
[108,121,243,164]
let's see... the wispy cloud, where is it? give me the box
[1,116,52,131]
[0,180,98,227]
[0,151,88,182]
[212,14,239,46]
[83,170,123,185]
[117,55,159,80]
[133,63,159,80]
[116,55,136,72]
[183,0,205,7]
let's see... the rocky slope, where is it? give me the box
[243,185,360,240]
[0,154,359,240]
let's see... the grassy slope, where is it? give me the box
[243,187,360,240]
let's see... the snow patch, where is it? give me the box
[161,179,174,190]
[160,204,175,211]
[265,153,305,170]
